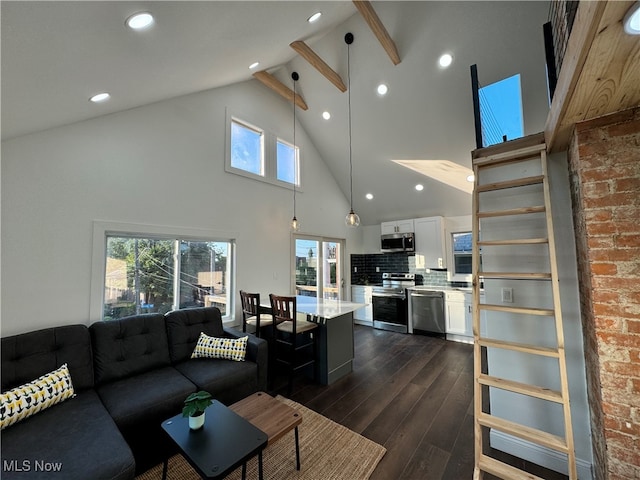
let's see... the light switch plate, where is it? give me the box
[502,287,513,303]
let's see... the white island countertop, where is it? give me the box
[295,296,365,320]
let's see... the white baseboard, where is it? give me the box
[490,430,593,479]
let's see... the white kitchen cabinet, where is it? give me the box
[351,286,373,325]
[414,216,446,269]
[445,290,467,336]
[381,219,414,235]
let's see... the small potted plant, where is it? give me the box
[182,391,213,430]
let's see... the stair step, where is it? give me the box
[476,175,544,193]
[480,304,554,316]
[478,205,546,218]
[478,413,569,453]
[477,455,545,480]
[478,238,549,246]
[473,143,547,168]
[478,374,563,403]
[478,337,560,357]
[479,272,552,280]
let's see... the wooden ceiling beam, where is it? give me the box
[353,0,401,65]
[290,40,347,92]
[252,70,308,110]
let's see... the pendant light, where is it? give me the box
[291,72,301,232]
[344,33,360,228]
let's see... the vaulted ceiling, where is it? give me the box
[1,1,551,226]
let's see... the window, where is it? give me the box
[226,112,301,188]
[293,235,343,300]
[230,119,264,176]
[276,139,299,185]
[99,230,233,321]
[452,232,473,275]
[479,74,524,147]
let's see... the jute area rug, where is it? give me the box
[137,396,386,480]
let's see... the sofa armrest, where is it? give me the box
[223,327,268,391]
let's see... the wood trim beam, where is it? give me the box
[290,41,347,92]
[353,0,401,65]
[544,1,606,152]
[252,71,308,110]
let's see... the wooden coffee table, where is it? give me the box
[161,400,267,479]
[230,392,303,471]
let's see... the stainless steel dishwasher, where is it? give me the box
[409,290,446,336]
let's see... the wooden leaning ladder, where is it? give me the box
[471,140,577,480]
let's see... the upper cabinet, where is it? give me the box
[381,219,414,235]
[414,216,445,269]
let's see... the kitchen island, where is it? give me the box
[296,296,364,385]
[263,296,364,385]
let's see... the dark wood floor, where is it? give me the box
[268,325,569,480]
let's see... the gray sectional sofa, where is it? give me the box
[1,307,268,479]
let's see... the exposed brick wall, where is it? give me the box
[567,107,640,480]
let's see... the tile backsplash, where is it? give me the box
[350,253,470,288]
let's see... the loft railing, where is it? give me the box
[544,0,580,100]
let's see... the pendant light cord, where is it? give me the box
[293,77,297,218]
[347,40,354,211]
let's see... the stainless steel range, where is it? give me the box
[371,273,415,333]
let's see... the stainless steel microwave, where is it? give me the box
[381,232,415,253]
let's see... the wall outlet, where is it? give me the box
[502,287,513,303]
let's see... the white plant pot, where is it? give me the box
[189,412,205,430]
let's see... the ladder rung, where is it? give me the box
[480,304,554,316]
[478,205,545,218]
[480,272,552,280]
[478,374,563,403]
[477,454,545,480]
[478,413,569,453]
[473,143,547,168]
[478,238,549,246]
[476,175,544,192]
[478,338,560,357]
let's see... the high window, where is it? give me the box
[226,114,300,188]
[92,223,234,321]
[230,119,264,176]
[479,74,524,147]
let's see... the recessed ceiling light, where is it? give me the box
[126,12,154,31]
[377,84,388,95]
[366,193,374,200]
[322,111,331,120]
[415,184,424,191]
[438,53,453,68]
[467,174,475,183]
[308,12,322,23]
[624,2,640,35]
[89,92,110,103]
[249,62,260,70]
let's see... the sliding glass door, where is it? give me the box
[293,235,344,300]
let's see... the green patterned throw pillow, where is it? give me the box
[1,363,75,430]
[191,332,248,362]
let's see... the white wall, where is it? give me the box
[1,80,361,335]
[481,152,593,477]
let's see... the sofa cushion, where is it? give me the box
[1,363,75,430]
[90,314,171,385]
[165,307,225,363]
[175,359,258,406]
[1,325,94,392]
[0,389,135,480]
[191,332,248,362]
[96,366,195,431]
